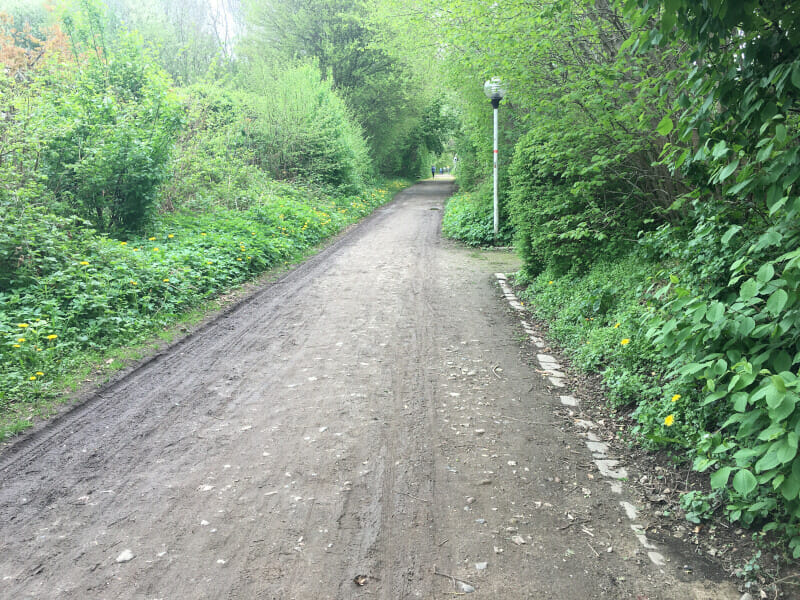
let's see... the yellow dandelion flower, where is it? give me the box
[237,258,242,261]
[168,234,174,238]
[548,280,554,285]
[130,281,137,286]
[149,237,156,241]
[46,334,57,340]
[17,323,29,328]
[80,261,89,265]
[207,261,213,264]
[620,338,630,345]
[17,338,25,342]
[120,241,127,245]
[29,376,36,381]
[134,248,140,252]
[201,232,207,236]
[12,344,20,348]
[163,278,170,282]
[251,232,256,235]
[153,247,159,252]
[671,394,681,402]
[36,347,41,351]
[664,414,675,427]
[614,322,621,328]
[36,371,44,376]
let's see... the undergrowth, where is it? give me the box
[441,188,512,247]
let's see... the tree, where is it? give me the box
[240,0,445,176]
[32,0,183,233]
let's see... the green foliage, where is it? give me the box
[441,189,511,247]
[161,70,374,213]
[518,254,722,450]
[103,0,233,85]
[509,127,653,277]
[0,1,51,36]
[35,10,182,233]
[241,0,445,177]
[680,490,722,524]
[625,0,800,553]
[239,65,372,192]
[519,253,659,383]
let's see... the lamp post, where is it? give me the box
[484,78,506,239]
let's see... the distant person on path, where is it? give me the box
[431,165,436,179]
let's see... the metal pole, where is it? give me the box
[493,104,499,238]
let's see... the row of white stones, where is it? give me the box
[495,273,666,567]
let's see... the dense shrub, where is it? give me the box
[164,66,372,208]
[34,24,182,234]
[508,126,658,278]
[238,65,372,192]
[620,0,800,552]
[441,185,512,247]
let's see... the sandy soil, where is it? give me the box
[0,180,740,599]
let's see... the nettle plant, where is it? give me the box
[630,1,800,553]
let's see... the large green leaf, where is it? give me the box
[756,263,774,284]
[717,159,739,182]
[710,466,733,489]
[732,469,758,496]
[739,278,758,300]
[656,116,674,136]
[706,301,725,322]
[766,288,788,315]
[780,473,800,500]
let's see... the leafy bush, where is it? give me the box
[441,187,512,247]
[35,19,182,233]
[518,253,713,444]
[626,0,800,553]
[508,127,657,278]
[238,64,372,192]
[163,65,373,213]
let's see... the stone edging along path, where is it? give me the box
[495,273,668,568]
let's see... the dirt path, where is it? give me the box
[0,180,739,599]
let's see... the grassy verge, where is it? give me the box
[516,252,702,448]
[0,180,409,439]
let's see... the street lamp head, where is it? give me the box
[484,77,507,108]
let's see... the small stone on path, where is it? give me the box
[116,549,135,563]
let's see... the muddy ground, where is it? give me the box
[0,180,741,599]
